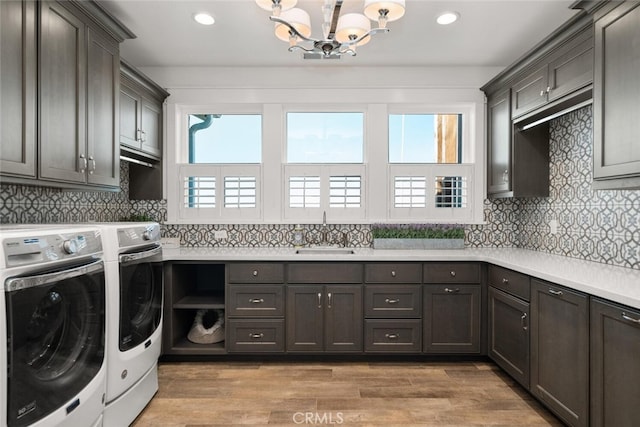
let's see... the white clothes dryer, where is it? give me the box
[99,223,163,427]
[0,226,106,427]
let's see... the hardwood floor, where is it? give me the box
[132,360,562,426]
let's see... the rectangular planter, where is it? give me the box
[372,238,465,250]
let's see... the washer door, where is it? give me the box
[119,259,162,351]
[6,264,105,427]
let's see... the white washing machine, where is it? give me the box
[99,222,163,427]
[0,225,106,427]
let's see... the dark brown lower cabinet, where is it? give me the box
[530,279,589,427]
[591,298,640,427]
[423,284,481,353]
[286,285,363,353]
[488,286,530,388]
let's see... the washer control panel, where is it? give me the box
[2,231,102,267]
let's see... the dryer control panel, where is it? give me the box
[2,231,102,267]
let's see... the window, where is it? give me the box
[389,114,462,164]
[283,111,366,221]
[188,114,261,163]
[287,112,364,163]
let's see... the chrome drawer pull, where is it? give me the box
[502,278,509,284]
[249,333,264,339]
[385,298,400,304]
[444,288,460,293]
[327,292,332,309]
[385,333,399,340]
[450,271,456,277]
[249,298,264,304]
[521,312,528,331]
[391,270,396,277]
[252,270,258,276]
[548,289,563,296]
[317,292,322,308]
[622,313,640,324]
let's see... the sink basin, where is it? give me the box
[295,247,355,255]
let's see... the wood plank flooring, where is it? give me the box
[132,360,562,426]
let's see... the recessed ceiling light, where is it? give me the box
[194,12,215,26]
[436,12,459,25]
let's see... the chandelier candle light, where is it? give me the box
[255,0,405,59]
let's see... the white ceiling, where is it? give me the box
[99,0,579,69]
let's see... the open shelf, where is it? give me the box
[171,337,227,355]
[174,293,225,309]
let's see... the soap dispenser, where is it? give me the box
[292,224,305,248]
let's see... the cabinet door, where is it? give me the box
[286,285,324,352]
[119,84,141,150]
[140,96,163,158]
[547,28,593,103]
[0,0,36,178]
[530,280,589,427]
[424,284,480,353]
[324,285,363,352]
[591,299,640,427]
[39,1,86,183]
[593,2,640,182]
[511,65,548,118]
[86,28,119,187]
[487,89,511,194]
[488,286,529,388]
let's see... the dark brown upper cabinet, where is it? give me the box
[592,1,640,189]
[0,0,36,180]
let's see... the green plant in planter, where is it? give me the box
[371,223,465,239]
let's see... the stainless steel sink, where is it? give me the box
[295,247,355,255]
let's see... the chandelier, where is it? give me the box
[255,0,406,59]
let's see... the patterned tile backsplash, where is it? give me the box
[1,105,638,269]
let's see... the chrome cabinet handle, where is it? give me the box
[249,298,264,304]
[540,90,545,97]
[385,298,400,304]
[252,270,258,276]
[502,278,509,284]
[548,289,563,296]
[141,130,146,142]
[521,312,528,331]
[79,154,87,173]
[88,156,96,174]
[136,129,142,142]
[249,333,264,339]
[391,270,396,277]
[445,288,460,293]
[450,271,456,277]
[327,292,332,309]
[622,313,640,324]
[385,333,399,340]
[546,86,551,93]
[317,292,322,308]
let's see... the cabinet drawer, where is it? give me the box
[288,263,362,283]
[488,265,530,301]
[364,285,422,318]
[227,319,285,353]
[423,263,481,283]
[228,263,284,283]
[364,263,422,284]
[227,285,284,317]
[364,319,422,353]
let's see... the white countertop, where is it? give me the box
[162,247,640,309]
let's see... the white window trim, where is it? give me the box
[165,97,485,225]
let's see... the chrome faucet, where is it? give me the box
[321,210,329,245]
